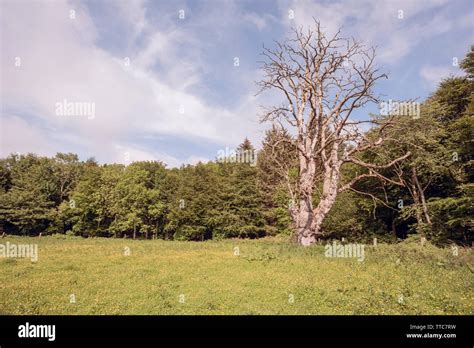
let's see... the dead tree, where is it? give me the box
[257,21,410,245]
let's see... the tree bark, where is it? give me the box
[296,148,317,245]
[257,21,410,247]
[311,150,340,238]
[412,167,432,225]
[296,196,315,246]
[410,167,422,223]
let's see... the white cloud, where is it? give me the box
[419,65,456,88]
[114,0,148,38]
[0,116,56,157]
[282,0,459,65]
[0,0,265,166]
[243,13,271,31]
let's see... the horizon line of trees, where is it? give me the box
[0,46,472,245]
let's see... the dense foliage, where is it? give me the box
[0,48,472,245]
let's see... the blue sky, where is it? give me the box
[1,0,473,167]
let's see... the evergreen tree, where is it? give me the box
[257,126,297,235]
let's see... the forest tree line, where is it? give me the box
[0,47,472,245]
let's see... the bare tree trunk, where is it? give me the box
[296,150,317,245]
[311,151,340,238]
[412,167,432,225]
[311,187,338,237]
[257,21,410,246]
[391,219,397,239]
[410,167,422,223]
[296,196,315,245]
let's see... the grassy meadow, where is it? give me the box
[0,235,472,315]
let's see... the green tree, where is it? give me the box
[257,125,297,235]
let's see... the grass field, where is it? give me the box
[0,235,472,315]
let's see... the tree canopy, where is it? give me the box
[0,47,472,246]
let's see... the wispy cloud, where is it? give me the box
[281,0,469,65]
[1,0,472,166]
[0,0,264,166]
[419,65,458,89]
